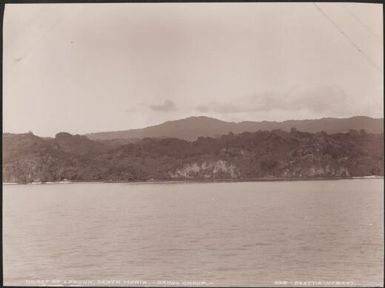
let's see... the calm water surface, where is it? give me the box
[3,180,384,286]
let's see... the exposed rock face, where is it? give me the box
[169,160,240,179]
[3,129,384,183]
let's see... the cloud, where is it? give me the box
[194,85,350,115]
[149,100,177,112]
[195,104,210,113]
[289,85,349,113]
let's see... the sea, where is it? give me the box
[3,179,384,287]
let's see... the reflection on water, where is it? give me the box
[3,180,384,286]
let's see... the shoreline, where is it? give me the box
[3,176,383,185]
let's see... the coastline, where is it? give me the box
[3,176,383,185]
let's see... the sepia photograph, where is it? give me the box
[2,1,384,287]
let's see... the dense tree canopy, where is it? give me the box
[3,129,383,183]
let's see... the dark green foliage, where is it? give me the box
[2,130,383,183]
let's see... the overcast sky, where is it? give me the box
[4,3,383,137]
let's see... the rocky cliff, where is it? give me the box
[3,129,383,183]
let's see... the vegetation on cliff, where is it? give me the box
[3,129,383,183]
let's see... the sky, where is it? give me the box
[3,3,383,137]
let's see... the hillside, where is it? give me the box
[3,129,383,183]
[86,116,383,142]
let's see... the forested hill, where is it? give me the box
[3,129,383,183]
[86,116,383,142]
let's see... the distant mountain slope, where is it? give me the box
[86,116,383,141]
